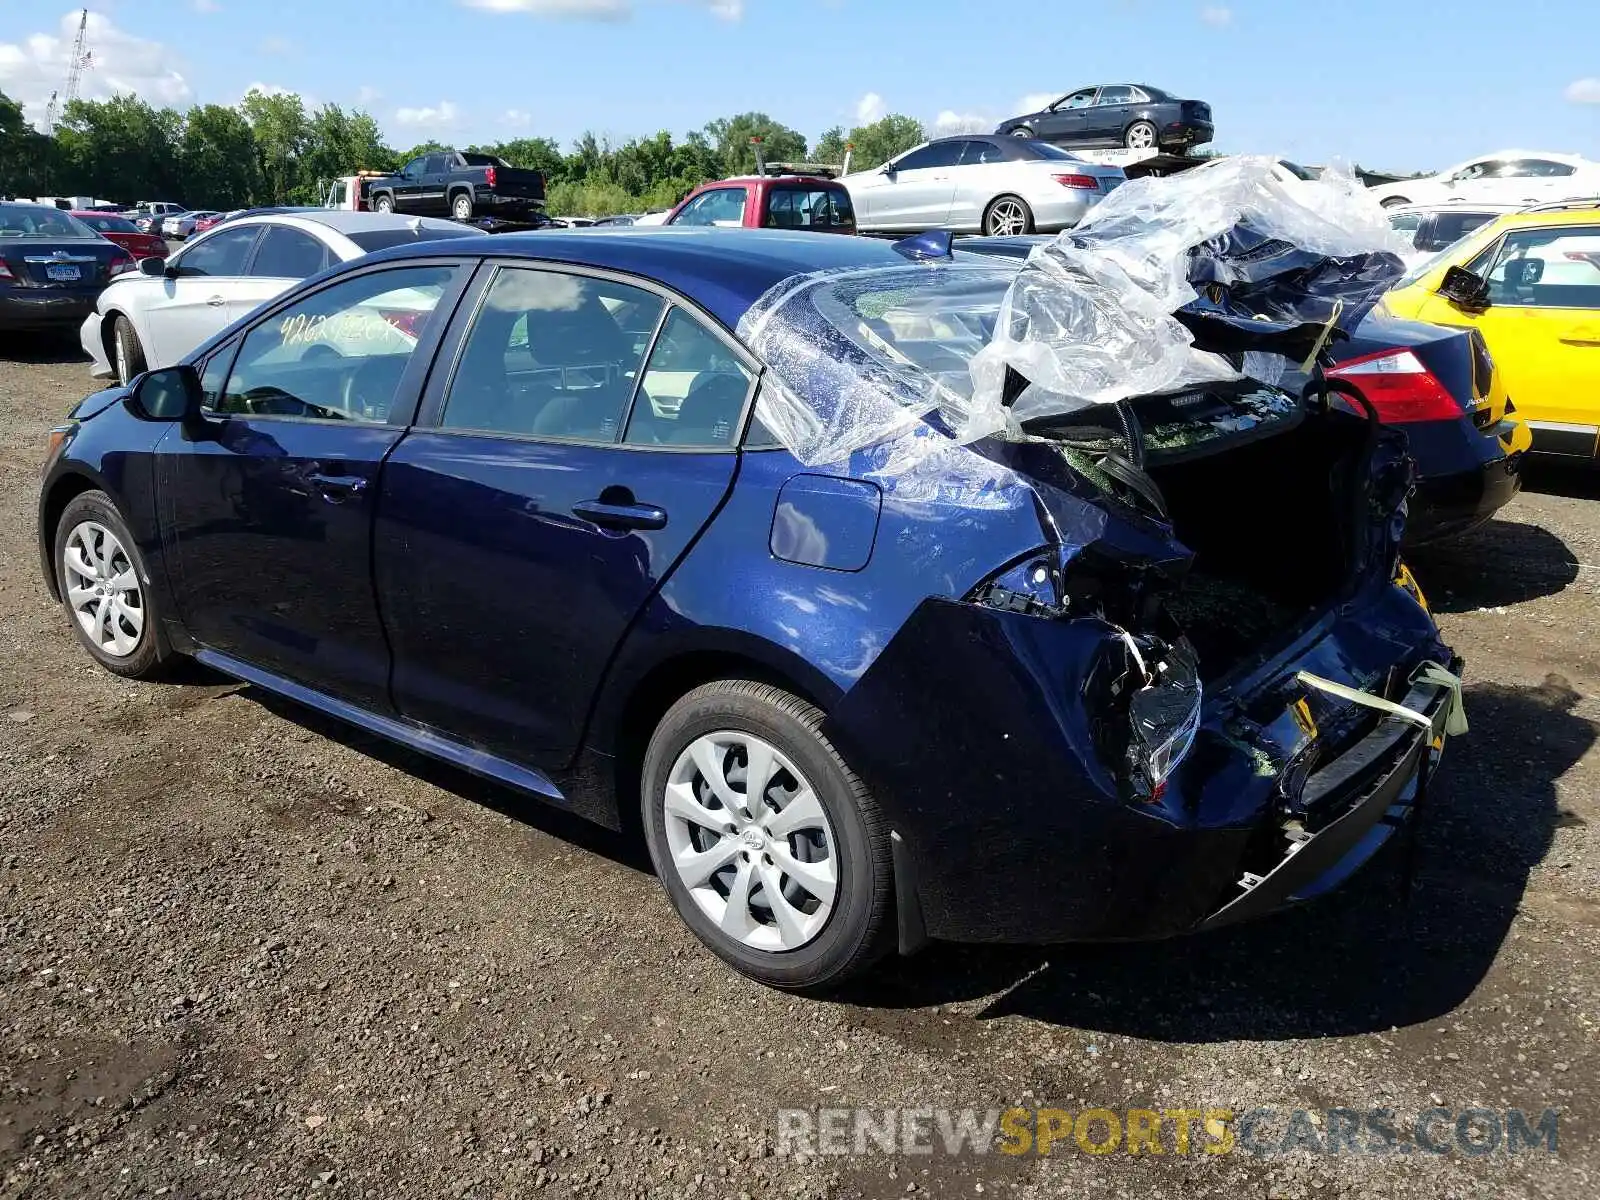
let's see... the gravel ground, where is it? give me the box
[1,335,1596,1199]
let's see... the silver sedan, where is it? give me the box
[843,135,1125,236]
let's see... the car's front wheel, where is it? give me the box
[1380,196,1410,209]
[112,315,146,386]
[641,680,894,992]
[53,490,173,679]
[1008,126,1034,139]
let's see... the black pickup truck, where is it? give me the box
[366,151,545,222]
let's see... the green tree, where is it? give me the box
[844,114,925,171]
[701,112,807,176]
[469,136,567,184]
[298,104,395,202]
[0,89,56,197]
[53,95,183,202]
[240,88,309,204]
[179,104,260,209]
[813,126,848,169]
[395,140,450,165]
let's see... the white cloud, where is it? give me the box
[242,82,294,99]
[395,100,463,130]
[0,11,191,129]
[855,91,886,125]
[458,0,742,15]
[501,107,533,128]
[356,84,383,106]
[1013,92,1059,117]
[460,0,631,16]
[259,36,294,55]
[933,110,991,136]
[1566,78,1600,104]
[1200,6,1232,26]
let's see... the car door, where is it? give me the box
[872,142,962,230]
[1037,87,1099,146]
[374,262,753,774]
[1498,159,1580,205]
[138,224,262,368]
[1087,85,1135,144]
[1443,158,1510,204]
[235,223,336,321]
[1413,223,1600,454]
[154,261,471,708]
[421,154,453,216]
[394,157,427,209]
[946,139,1008,229]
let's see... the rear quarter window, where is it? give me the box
[764,188,854,230]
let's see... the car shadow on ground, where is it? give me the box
[839,676,1590,1041]
[1522,460,1600,503]
[232,682,654,874]
[1407,518,1580,614]
[0,332,90,365]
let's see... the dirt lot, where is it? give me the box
[2,338,1597,1199]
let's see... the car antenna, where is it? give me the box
[892,230,953,260]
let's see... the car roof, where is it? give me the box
[361,227,920,328]
[261,210,469,234]
[1496,206,1600,228]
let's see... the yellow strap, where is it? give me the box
[1293,661,1468,737]
[1299,299,1346,373]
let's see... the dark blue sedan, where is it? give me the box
[38,228,1461,990]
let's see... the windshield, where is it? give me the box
[1017,141,1086,162]
[80,213,139,233]
[344,225,485,252]
[0,206,97,238]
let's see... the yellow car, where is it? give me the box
[1383,201,1600,462]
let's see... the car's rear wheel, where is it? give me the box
[374,194,394,213]
[1125,120,1158,150]
[112,315,146,387]
[1380,196,1410,209]
[984,194,1035,236]
[53,490,173,679]
[641,680,895,992]
[451,192,473,221]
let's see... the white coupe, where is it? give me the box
[1368,150,1600,211]
[81,210,480,384]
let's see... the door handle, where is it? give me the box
[1559,330,1600,346]
[206,295,226,307]
[572,498,668,531]
[306,472,369,502]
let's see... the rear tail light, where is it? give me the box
[378,309,424,339]
[1328,349,1463,423]
[1052,173,1100,190]
[0,261,13,281]
[109,255,136,276]
[485,165,497,188]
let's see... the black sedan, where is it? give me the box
[996,84,1214,152]
[0,204,135,334]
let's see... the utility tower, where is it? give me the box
[44,10,92,131]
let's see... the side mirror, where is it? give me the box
[879,163,895,175]
[138,256,167,277]
[127,364,203,422]
[1437,264,1491,310]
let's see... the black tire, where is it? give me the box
[373,193,394,213]
[1125,120,1159,150]
[640,680,895,992]
[451,192,473,221]
[53,490,174,679]
[112,314,146,386]
[983,194,1035,236]
[1008,126,1034,139]
[1380,196,1410,209]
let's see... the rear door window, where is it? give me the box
[248,225,333,279]
[1504,159,1576,178]
[1095,85,1134,106]
[765,188,854,229]
[960,140,1009,166]
[624,308,753,447]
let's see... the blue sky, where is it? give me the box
[2,0,1598,170]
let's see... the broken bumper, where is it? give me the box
[1196,671,1453,930]
[828,577,1454,947]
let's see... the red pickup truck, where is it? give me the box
[664,174,856,233]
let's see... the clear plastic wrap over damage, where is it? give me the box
[738,155,1410,473]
